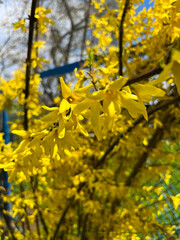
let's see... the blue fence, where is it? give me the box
[39,60,85,78]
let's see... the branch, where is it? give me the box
[34,0,39,74]
[80,0,92,60]
[61,0,75,64]
[0,205,17,240]
[61,0,74,28]
[59,18,85,40]
[19,182,31,234]
[125,126,164,186]
[124,65,163,86]
[81,214,89,240]
[22,0,37,233]
[152,223,175,240]
[52,204,70,240]
[119,0,130,76]
[24,0,37,131]
[123,48,172,86]
[95,95,180,168]
[30,177,49,236]
[125,109,177,186]
[64,30,73,64]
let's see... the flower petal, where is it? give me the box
[172,61,180,95]
[73,99,92,114]
[58,115,65,139]
[87,90,105,100]
[59,99,71,113]
[109,77,127,90]
[41,110,59,122]
[60,77,72,99]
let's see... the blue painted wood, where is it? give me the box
[39,60,85,78]
[3,110,10,144]
[2,110,11,211]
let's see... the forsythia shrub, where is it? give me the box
[0,0,180,239]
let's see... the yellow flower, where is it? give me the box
[35,7,55,34]
[74,77,127,136]
[40,78,88,139]
[12,19,27,32]
[12,130,31,154]
[60,77,79,105]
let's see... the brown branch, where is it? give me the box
[95,95,180,168]
[21,0,37,234]
[32,1,41,235]
[30,177,49,236]
[124,65,163,86]
[80,0,92,60]
[61,0,75,64]
[61,0,74,29]
[124,106,178,187]
[152,223,174,240]
[19,182,31,233]
[64,31,73,64]
[38,207,49,235]
[0,205,17,240]
[81,214,89,240]
[34,0,39,74]
[58,19,85,40]
[52,204,70,240]
[125,126,164,186]
[123,48,172,86]
[35,214,40,237]
[119,0,130,76]
[24,0,37,131]
[50,17,86,66]
[125,108,177,186]
[77,203,81,236]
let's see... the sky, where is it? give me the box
[136,0,154,12]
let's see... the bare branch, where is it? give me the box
[61,0,74,28]
[119,0,130,76]
[125,126,164,186]
[24,0,37,130]
[80,0,92,60]
[52,204,70,240]
[124,65,163,86]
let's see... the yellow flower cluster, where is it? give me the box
[0,1,180,239]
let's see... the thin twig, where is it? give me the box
[34,0,39,74]
[19,182,31,233]
[0,205,17,240]
[62,0,74,64]
[80,0,92,60]
[53,18,85,41]
[125,111,177,186]
[81,214,89,240]
[52,204,70,240]
[24,0,37,131]
[124,65,163,86]
[21,0,37,234]
[64,31,73,64]
[61,0,74,28]
[125,126,164,186]
[30,177,49,236]
[119,0,130,76]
